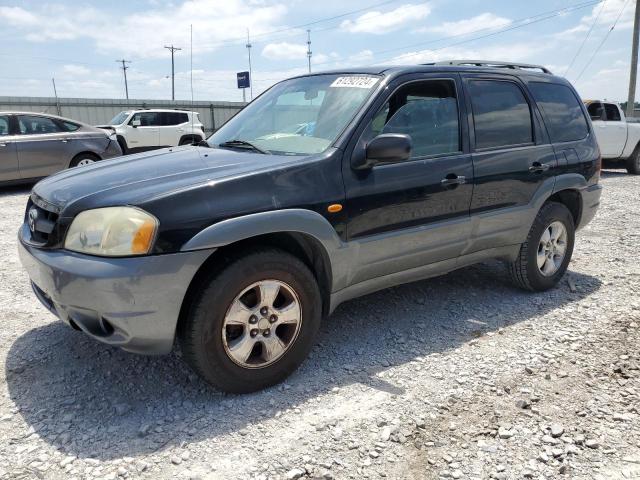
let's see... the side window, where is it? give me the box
[468,80,533,150]
[604,103,621,122]
[130,112,160,127]
[528,82,589,143]
[587,102,605,121]
[17,115,64,135]
[61,121,80,132]
[0,116,9,136]
[367,79,460,158]
[162,112,189,126]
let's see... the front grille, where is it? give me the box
[25,195,60,246]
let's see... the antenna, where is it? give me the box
[51,78,61,116]
[164,45,182,101]
[190,24,195,143]
[246,29,253,100]
[307,29,312,73]
[116,59,131,100]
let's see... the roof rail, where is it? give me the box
[427,60,552,74]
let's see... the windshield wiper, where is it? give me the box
[218,139,271,155]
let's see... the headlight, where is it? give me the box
[64,207,158,257]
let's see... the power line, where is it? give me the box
[575,0,631,82]
[565,0,608,76]
[164,45,182,101]
[116,59,131,100]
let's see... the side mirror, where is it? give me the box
[353,133,412,170]
[131,119,141,128]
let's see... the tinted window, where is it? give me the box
[604,103,621,122]
[370,80,460,158]
[17,115,63,135]
[0,116,9,136]
[468,80,533,149]
[163,112,189,125]
[61,121,80,132]
[130,112,160,127]
[587,102,604,121]
[529,82,589,143]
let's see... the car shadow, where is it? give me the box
[601,169,631,178]
[5,262,601,461]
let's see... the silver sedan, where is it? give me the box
[0,112,122,184]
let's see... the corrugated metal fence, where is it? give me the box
[0,96,246,134]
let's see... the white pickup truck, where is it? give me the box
[585,100,640,174]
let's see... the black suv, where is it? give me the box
[19,61,602,393]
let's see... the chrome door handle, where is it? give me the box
[0,142,8,147]
[441,174,466,187]
[529,162,551,173]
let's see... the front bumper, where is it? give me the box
[578,183,603,230]
[102,138,123,159]
[18,224,213,354]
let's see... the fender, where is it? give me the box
[552,173,587,194]
[180,209,354,291]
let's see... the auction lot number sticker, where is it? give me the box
[330,76,379,89]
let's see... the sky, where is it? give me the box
[0,0,637,103]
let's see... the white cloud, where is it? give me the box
[341,3,431,35]
[426,13,511,36]
[558,0,635,39]
[0,0,289,58]
[62,64,91,76]
[262,42,308,60]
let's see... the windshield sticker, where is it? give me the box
[330,77,379,89]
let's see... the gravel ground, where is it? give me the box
[0,168,638,480]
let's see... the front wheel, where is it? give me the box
[178,249,322,393]
[70,153,98,167]
[509,202,575,291]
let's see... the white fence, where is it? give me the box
[0,96,246,134]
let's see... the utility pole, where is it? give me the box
[51,78,61,116]
[627,0,640,118]
[164,45,182,101]
[307,29,312,73]
[246,30,253,100]
[116,59,131,100]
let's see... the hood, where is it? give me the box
[32,146,303,216]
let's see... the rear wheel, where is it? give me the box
[509,202,575,291]
[179,135,201,146]
[178,249,322,393]
[70,153,98,167]
[626,150,640,174]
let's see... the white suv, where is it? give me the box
[98,109,205,154]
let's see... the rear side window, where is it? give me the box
[529,83,589,143]
[163,112,189,125]
[468,80,533,150]
[604,103,621,122]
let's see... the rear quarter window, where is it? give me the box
[529,82,589,143]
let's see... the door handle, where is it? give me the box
[529,162,551,173]
[441,174,466,187]
[60,138,69,143]
[0,142,8,147]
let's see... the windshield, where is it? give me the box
[108,111,130,125]
[208,74,380,155]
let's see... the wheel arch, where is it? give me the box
[179,134,203,145]
[546,189,582,228]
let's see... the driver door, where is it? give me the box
[342,74,473,285]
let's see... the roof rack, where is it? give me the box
[426,60,552,74]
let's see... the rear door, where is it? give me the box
[15,114,74,179]
[343,74,474,284]
[461,75,557,251]
[125,112,160,150]
[159,111,189,146]
[601,103,627,157]
[0,114,19,181]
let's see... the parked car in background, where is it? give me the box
[0,112,122,184]
[19,62,602,393]
[584,100,640,174]
[96,109,205,154]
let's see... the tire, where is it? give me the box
[178,248,322,393]
[626,149,640,174]
[70,153,99,168]
[509,202,575,292]
[116,136,128,154]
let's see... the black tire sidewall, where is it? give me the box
[524,203,575,291]
[184,251,321,393]
[70,154,97,168]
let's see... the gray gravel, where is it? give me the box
[0,168,638,480]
